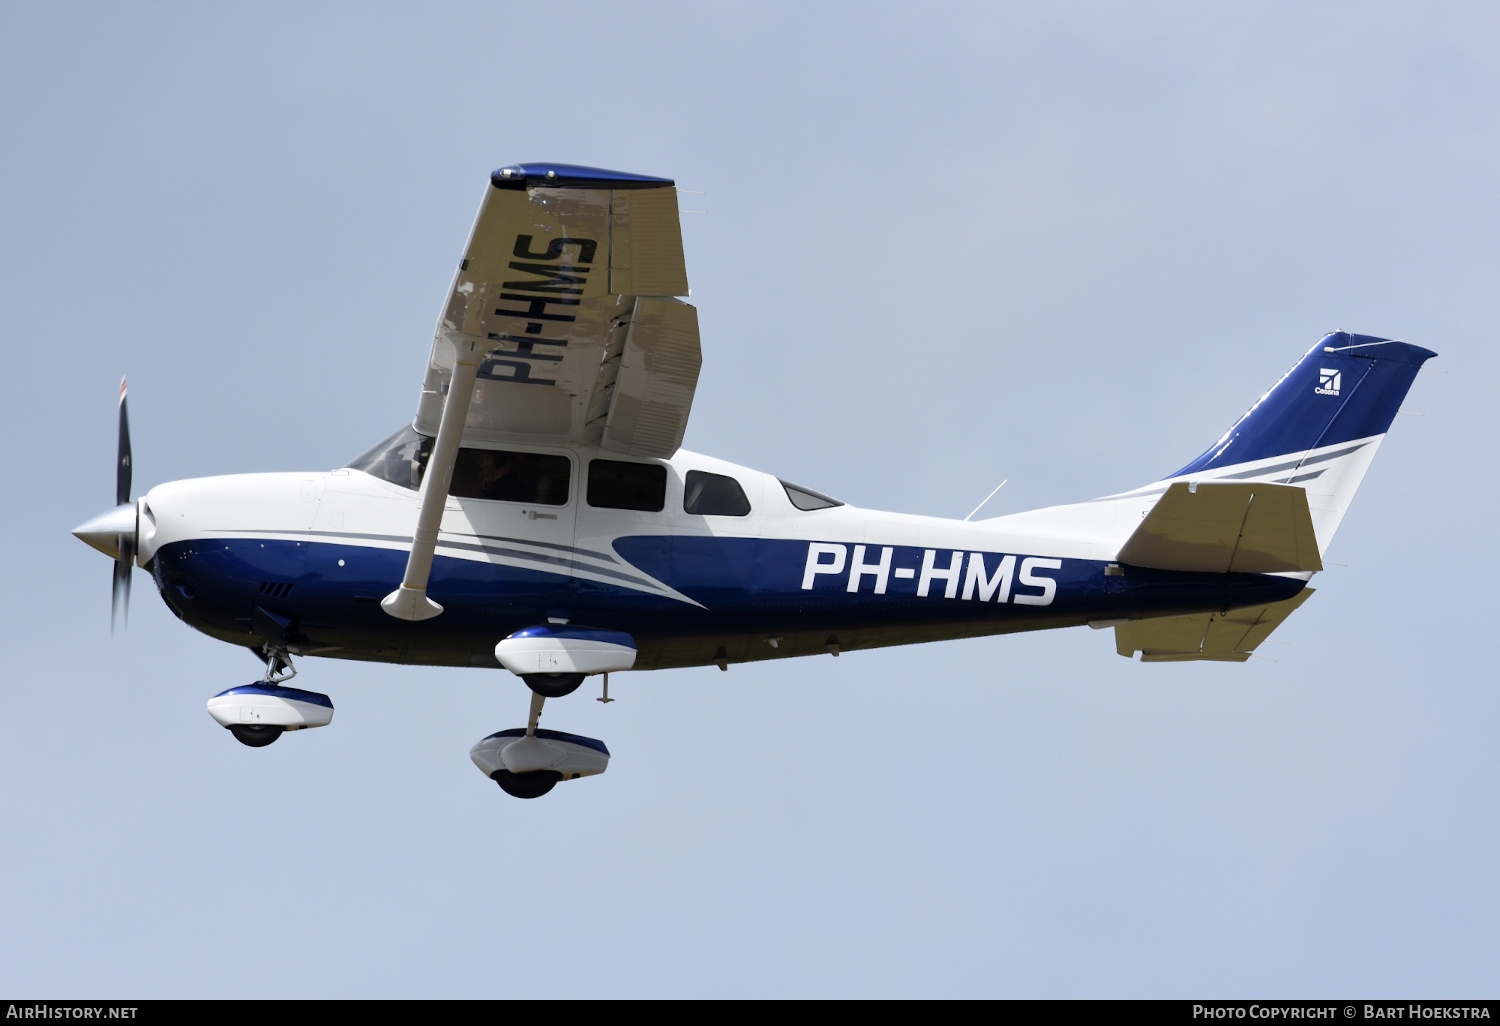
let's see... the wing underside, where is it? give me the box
[413,164,701,460]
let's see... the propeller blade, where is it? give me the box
[111,529,135,634]
[111,561,128,635]
[116,376,132,507]
[109,375,134,635]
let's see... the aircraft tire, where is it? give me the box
[492,769,562,799]
[521,672,585,697]
[228,724,283,748]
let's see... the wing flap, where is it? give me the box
[1116,482,1322,573]
[1114,588,1314,662]
[601,298,701,458]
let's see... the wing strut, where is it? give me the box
[381,335,484,621]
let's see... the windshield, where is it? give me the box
[347,426,571,504]
[346,426,432,490]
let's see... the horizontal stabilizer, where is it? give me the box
[1117,482,1322,574]
[1115,588,1313,662]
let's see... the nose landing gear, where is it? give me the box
[206,648,334,747]
[228,723,283,748]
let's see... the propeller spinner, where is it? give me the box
[72,377,138,633]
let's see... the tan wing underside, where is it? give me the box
[413,184,699,459]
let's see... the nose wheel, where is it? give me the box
[228,723,283,747]
[207,649,335,746]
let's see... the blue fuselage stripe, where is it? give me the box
[150,536,1305,661]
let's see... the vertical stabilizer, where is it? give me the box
[1161,333,1435,554]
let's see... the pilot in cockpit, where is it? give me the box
[475,451,515,498]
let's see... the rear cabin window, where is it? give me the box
[448,448,571,505]
[780,479,843,511]
[683,470,751,517]
[588,459,667,511]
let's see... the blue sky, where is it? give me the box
[1,1,1496,997]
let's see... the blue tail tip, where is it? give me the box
[1319,332,1437,365]
[1169,330,1437,477]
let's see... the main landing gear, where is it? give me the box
[205,648,335,747]
[520,672,585,698]
[469,686,613,799]
[469,625,635,798]
[493,693,565,798]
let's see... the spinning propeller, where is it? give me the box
[71,377,139,633]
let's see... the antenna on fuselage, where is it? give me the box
[963,480,1008,522]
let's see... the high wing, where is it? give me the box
[382,164,702,621]
[413,162,701,458]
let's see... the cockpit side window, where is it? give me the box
[449,448,570,505]
[346,426,431,490]
[779,479,843,511]
[347,428,570,504]
[683,470,751,516]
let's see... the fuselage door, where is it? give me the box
[437,445,580,607]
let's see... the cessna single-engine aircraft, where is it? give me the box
[72,162,1435,798]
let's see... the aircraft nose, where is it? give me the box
[72,503,138,560]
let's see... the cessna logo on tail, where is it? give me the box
[1316,368,1341,396]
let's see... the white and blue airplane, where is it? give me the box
[72,162,1435,798]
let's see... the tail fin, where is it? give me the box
[1163,332,1435,554]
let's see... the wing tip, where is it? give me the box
[491,163,675,191]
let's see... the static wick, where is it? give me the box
[964,479,1008,522]
[1324,340,1399,353]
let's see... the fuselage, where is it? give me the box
[138,443,1303,672]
